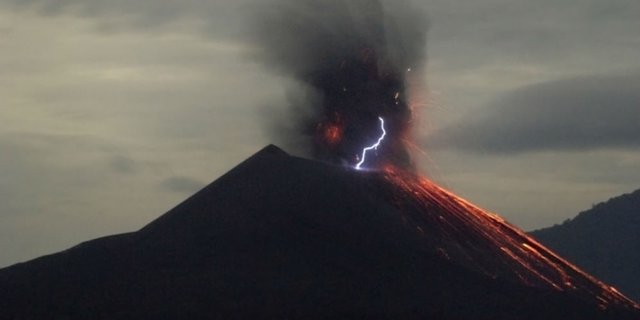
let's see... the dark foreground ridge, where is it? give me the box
[1,145,638,319]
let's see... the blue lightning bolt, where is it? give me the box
[355,117,386,170]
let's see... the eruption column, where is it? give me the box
[355,117,387,170]
[251,0,426,168]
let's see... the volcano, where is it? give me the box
[1,145,638,319]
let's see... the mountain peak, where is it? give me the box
[1,145,638,319]
[255,143,289,157]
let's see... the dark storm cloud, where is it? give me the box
[0,0,251,37]
[160,176,204,194]
[248,0,427,78]
[1,0,183,21]
[1,0,639,268]
[108,155,137,174]
[430,73,640,153]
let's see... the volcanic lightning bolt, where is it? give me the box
[252,0,640,314]
[355,117,387,170]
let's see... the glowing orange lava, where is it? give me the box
[320,120,344,147]
[380,166,640,311]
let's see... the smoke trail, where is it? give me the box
[250,0,428,169]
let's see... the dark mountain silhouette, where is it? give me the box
[1,145,638,319]
[532,188,640,303]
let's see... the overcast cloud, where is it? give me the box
[1,0,639,267]
[430,73,640,153]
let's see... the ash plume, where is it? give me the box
[250,0,428,169]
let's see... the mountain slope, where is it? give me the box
[0,145,638,319]
[532,189,640,302]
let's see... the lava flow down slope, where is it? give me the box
[2,3,638,317]
[0,145,638,319]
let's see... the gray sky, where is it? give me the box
[1,0,639,267]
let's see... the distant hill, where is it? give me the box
[531,189,640,302]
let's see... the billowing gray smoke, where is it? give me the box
[250,0,428,169]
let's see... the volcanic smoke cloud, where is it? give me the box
[251,0,428,169]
